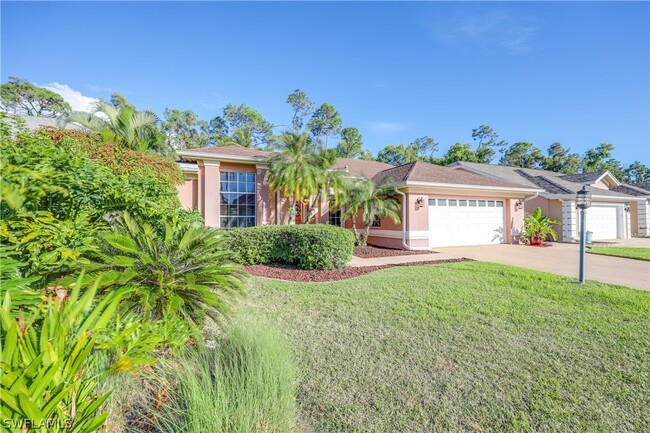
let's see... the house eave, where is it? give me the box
[178,162,199,173]
[544,193,636,202]
[176,150,269,164]
[391,181,542,194]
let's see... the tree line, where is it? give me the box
[2,76,648,182]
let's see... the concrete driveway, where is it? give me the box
[435,242,650,291]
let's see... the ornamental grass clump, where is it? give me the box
[154,318,297,433]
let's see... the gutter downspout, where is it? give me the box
[394,187,431,251]
[523,191,539,204]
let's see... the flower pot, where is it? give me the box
[529,237,544,246]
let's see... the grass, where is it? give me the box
[155,317,297,433]
[587,245,650,261]
[240,262,650,433]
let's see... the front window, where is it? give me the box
[328,208,342,226]
[220,172,256,228]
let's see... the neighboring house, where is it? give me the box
[449,162,640,241]
[611,183,650,236]
[176,146,541,249]
[2,112,82,132]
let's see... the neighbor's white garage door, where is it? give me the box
[429,198,505,247]
[584,206,619,240]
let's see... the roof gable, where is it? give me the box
[560,171,620,187]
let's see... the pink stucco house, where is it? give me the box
[176,145,543,249]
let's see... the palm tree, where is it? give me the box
[65,100,163,152]
[303,147,348,223]
[342,179,401,245]
[267,131,323,224]
[91,212,245,326]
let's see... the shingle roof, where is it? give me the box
[373,161,534,189]
[449,161,636,198]
[334,158,393,178]
[559,172,606,183]
[514,170,573,194]
[181,146,392,177]
[611,184,650,197]
[631,183,650,192]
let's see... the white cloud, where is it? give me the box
[429,10,537,54]
[84,84,120,94]
[41,82,98,112]
[368,121,408,134]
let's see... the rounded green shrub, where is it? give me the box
[225,225,354,270]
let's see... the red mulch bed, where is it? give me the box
[244,259,472,282]
[353,245,433,259]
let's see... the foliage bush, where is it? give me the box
[0,279,121,432]
[225,224,355,269]
[0,114,184,282]
[523,207,560,244]
[38,126,183,184]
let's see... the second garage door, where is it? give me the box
[429,198,505,247]
[583,206,620,240]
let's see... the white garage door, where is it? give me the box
[429,199,505,247]
[584,206,619,240]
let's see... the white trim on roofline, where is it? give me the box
[176,150,269,163]
[178,162,199,173]
[544,193,634,202]
[390,181,541,194]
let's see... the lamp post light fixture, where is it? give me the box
[576,186,592,284]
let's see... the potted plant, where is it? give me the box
[523,208,560,246]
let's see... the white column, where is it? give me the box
[638,199,650,236]
[562,201,577,242]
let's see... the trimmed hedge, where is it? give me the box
[224,225,355,270]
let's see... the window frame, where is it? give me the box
[328,208,342,227]
[219,171,257,229]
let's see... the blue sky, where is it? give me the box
[2,1,649,164]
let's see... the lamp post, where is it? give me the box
[576,186,592,284]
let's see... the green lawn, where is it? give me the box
[239,262,650,433]
[587,245,650,261]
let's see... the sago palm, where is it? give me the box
[92,212,245,326]
[66,100,160,151]
[343,179,401,245]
